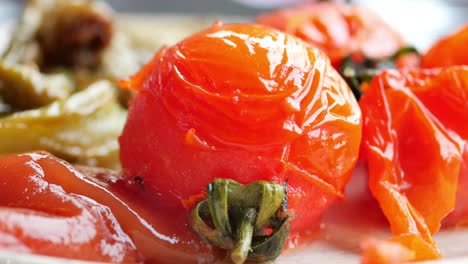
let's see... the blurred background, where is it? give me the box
[0,0,467,50]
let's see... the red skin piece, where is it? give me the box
[423,24,468,68]
[0,152,141,263]
[119,23,362,246]
[359,66,468,261]
[256,2,404,68]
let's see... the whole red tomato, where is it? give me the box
[119,23,362,245]
[423,24,468,68]
[256,2,404,67]
[359,66,468,261]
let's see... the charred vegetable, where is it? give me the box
[0,80,126,168]
[0,0,147,167]
[3,0,113,69]
[2,0,142,102]
[0,62,74,111]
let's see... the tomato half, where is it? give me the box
[423,24,468,68]
[359,66,468,261]
[119,23,362,243]
[255,2,404,68]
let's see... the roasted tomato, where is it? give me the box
[422,24,468,68]
[359,66,468,261]
[119,22,362,259]
[0,152,225,264]
[255,2,404,68]
[0,152,141,262]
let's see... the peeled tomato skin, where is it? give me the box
[119,22,362,243]
[359,66,468,261]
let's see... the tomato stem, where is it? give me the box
[190,179,290,264]
[231,208,255,264]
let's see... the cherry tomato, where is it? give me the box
[255,2,404,67]
[423,24,468,68]
[119,23,362,243]
[359,66,468,261]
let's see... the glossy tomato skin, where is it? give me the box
[255,2,404,67]
[119,23,362,241]
[423,24,468,68]
[0,152,141,263]
[0,152,223,264]
[359,66,468,261]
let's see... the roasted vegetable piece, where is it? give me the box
[359,66,468,261]
[0,62,73,110]
[119,23,362,261]
[423,24,468,68]
[2,0,141,93]
[0,152,141,262]
[0,0,139,167]
[3,0,113,69]
[256,2,404,68]
[0,80,125,168]
[38,0,113,68]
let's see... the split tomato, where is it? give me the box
[255,2,404,68]
[359,66,468,261]
[119,23,362,244]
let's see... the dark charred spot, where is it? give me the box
[39,5,113,69]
